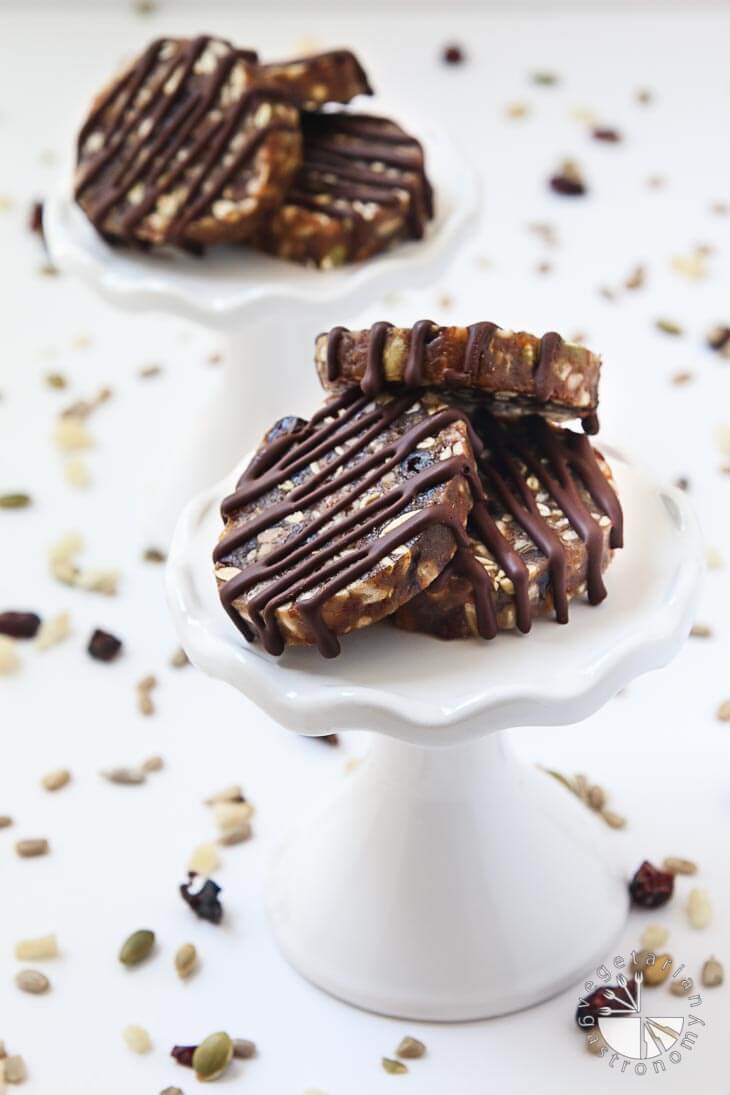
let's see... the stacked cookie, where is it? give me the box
[214,321,624,658]
[74,37,432,266]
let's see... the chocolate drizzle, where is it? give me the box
[75,37,297,244]
[214,390,486,658]
[452,411,623,638]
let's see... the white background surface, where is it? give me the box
[1,3,729,1093]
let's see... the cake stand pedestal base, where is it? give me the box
[267,730,627,1021]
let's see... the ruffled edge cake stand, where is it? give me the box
[43,106,480,540]
[165,450,703,1021]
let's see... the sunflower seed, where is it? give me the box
[688,888,712,928]
[396,1036,425,1059]
[382,1057,408,1074]
[601,809,627,829]
[15,838,49,858]
[119,929,155,967]
[232,1039,256,1059]
[141,755,164,773]
[193,1032,233,1082]
[656,318,683,336]
[16,969,50,994]
[102,766,145,785]
[188,843,220,876]
[41,769,71,792]
[174,942,197,980]
[123,1025,152,1054]
[3,1055,27,1083]
[701,957,724,987]
[15,934,58,960]
[663,856,697,876]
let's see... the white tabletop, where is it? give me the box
[0,4,728,1094]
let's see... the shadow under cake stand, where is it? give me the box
[43,111,479,540]
[165,453,702,1021]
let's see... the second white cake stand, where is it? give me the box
[166,452,702,1021]
[44,109,479,540]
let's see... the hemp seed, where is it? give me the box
[41,769,71,792]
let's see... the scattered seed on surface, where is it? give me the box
[119,929,155,967]
[687,888,712,928]
[0,612,41,639]
[641,924,669,951]
[531,70,559,86]
[188,843,220,877]
[137,674,157,716]
[180,874,224,925]
[601,809,627,829]
[218,821,252,847]
[655,318,684,336]
[15,969,50,995]
[35,612,71,651]
[45,371,67,389]
[0,815,12,828]
[670,975,693,996]
[205,785,245,806]
[585,1031,607,1055]
[690,623,712,638]
[15,934,58,960]
[15,838,49,858]
[160,1089,184,1095]
[123,1025,152,1054]
[396,1036,425,1059]
[0,493,32,509]
[701,957,724,987]
[0,636,20,674]
[101,766,146,785]
[592,126,621,142]
[671,370,693,386]
[139,364,163,379]
[587,785,606,811]
[3,1055,28,1083]
[143,547,166,563]
[382,1057,408,1075]
[41,769,71,792]
[232,1038,256,1060]
[174,943,197,980]
[170,646,189,668]
[212,801,253,833]
[662,856,697,876]
[642,954,673,986]
[87,628,122,662]
[141,755,164,773]
[193,1032,234,1082]
[716,700,730,722]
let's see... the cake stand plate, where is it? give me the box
[165,454,702,1020]
[44,109,480,541]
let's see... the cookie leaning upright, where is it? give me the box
[74,36,302,246]
[213,390,480,657]
[317,322,601,432]
[256,49,373,108]
[251,112,434,268]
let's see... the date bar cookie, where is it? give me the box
[213,389,480,657]
[257,49,372,108]
[251,111,434,268]
[394,412,623,641]
[317,321,601,431]
[75,36,302,247]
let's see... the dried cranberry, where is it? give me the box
[0,611,41,639]
[180,873,224,924]
[592,127,622,143]
[629,860,674,908]
[171,1045,197,1067]
[550,174,586,197]
[576,978,637,1029]
[87,628,123,662]
[442,44,465,65]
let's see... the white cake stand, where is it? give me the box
[43,108,480,540]
[165,452,702,1021]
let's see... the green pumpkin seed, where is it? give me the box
[193,1032,233,1082]
[0,493,32,509]
[119,928,155,967]
[382,1057,408,1074]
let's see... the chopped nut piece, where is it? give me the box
[170,646,189,668]
[642,954,673,986]
[64,456,91,487]
[716,700,730,722]
[701,957,724,987]
[662,856,697,876]
[35,612,71,651]
[41,769,71,792]
[218,821,252,846]
[641,924,669,951]
[395,1036,425,1059]
[15,934,58,960]
[585,1031,607,1055]
[4,1055,28,1083]
[212,801,254,832]
[0,636,20,674]
[143,546,166,563]
[690,623,712,638]
[123,1025,152,1054]
[15,969,50,995]
[53,416,93,452]
[188,843,221,876]
[687,888,712,928]
[15,838,50,858]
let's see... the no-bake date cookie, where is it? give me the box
[256,49,372,108]
[317,321,601,430]
[251,111,433,268]
[75,36,301,247]
[394,412,623,640]
[213,389,479,657]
